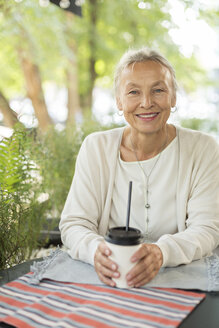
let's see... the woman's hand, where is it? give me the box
[126,244,163,288]
[94,241,120,287]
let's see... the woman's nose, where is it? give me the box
[140,94,152,108]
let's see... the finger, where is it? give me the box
[127,261,155,287]
[97,251,118,272]
[127,249,161,281]
[95,243,118,272]
[130,244,149,262]
[98,271,116,287]
[127,252,163,287]
[97,243,119,271]
[127,253,152,280]
[98,241,112,256]
[96,260,120,279]
[134,267,159,288]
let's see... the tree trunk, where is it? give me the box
[18,50,53,133]
[66,13,81,127]
[0,91,20,128]
[85,0,98,110]
[66,65,81,127]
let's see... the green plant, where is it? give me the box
[180,118,219,134]
[30,126,81,218]
[31,117,119,218]
[0,119,122,269]
[0,124,46,269]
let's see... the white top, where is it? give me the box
[110,137,178,242]
[60,126,219,267]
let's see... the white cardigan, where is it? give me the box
[60,126,219,267]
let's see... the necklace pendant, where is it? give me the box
[145,203,150,209]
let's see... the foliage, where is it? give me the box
[69,0,210,97]
[30,116,121,217]
[0,124,47,269]
[0,0,215,105]
[30,126,81,218]
[0,112,121,269]
[0,0,68,98]
[180,117,219,134]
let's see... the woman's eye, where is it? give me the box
[129,90,138,95]
[154,89,164,93]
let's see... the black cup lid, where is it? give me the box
[105,227,142,245]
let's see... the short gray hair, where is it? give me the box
[114,47,177,96]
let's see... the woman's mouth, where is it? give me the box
[136,112,159,121]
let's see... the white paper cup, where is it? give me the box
[105,227,142,289]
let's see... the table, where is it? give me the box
[0,260,219,328]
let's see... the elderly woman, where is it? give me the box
[60,47,219,288]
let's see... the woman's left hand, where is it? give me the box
[126,244,163,288]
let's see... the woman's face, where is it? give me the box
[116,60,176,135]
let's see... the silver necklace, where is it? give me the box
[130,131,168,237]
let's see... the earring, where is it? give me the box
[117,110,123,116]
[171,106,177,113]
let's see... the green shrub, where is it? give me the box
[0,125,46,269]
[180,118,219,134]
[31,118,120,218]
[0,118,122,269]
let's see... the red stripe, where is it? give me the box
[70,283,194,311]
[32,302,66,318]
[3,316,34,328]
[0,295,28,308]
[67,312,124,328]
[51,291,180,326]
[30,303,120,328]
[7,281,49,296]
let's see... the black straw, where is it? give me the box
[126,181,133,232]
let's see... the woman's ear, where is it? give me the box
[116,96,123,111]
[171,93,176,108]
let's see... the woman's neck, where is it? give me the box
[133,131,168,160]
[120,124,176,162]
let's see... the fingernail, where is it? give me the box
[105,249,110,256]
[126,274,131,280]
[131,256,137,262]
[111,264,116,270]
[128,282,134,287]
[113,272,119,278]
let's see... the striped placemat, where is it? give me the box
[0,273,205,328]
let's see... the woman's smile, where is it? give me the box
[136,112,160,121]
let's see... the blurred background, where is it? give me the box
[0,0,218,269]
[0,0,219,137]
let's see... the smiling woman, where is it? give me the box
[59,47,219,289]
[116,61,176,144]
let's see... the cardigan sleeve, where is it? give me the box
[156,134,219,267]
[59,135,105,265]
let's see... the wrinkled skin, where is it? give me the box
[94,241,163,288]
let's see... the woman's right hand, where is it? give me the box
[94,241,120,287]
